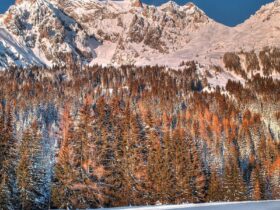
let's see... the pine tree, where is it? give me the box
[51,108,78,209]
[110,102,131,207]
[172,122,192,204]
[74,98,102,208]
[270,159,280,200]
[147,129,162,203]
[17,122,48,209]
[250,168,261,200]
[222,162,247,201]
[145,110,167,204]
[160,123,176,204]
[0,105,6,176]
[206,167,223,202]
[0,105,20,210]
[187,134,206,203]
[52,102,101,209]
[116,103,149,206]
[253,179,262,200]
[0,174,14,209]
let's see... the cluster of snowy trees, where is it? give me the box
[0,109,50,209]
[0,63,279,209]
[223,47,280,78]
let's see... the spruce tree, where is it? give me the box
[52,102,101,209]
[250,168,261,200]
[187,133,206,203]
[0,106,20,209]
[17,122,48,209]
[206,167,223,202]
[0,105,6,177]
[146,111,164,204]
[222,162,247,201]
[161,125,176,204]
[51,109,77,209]
[172,123,192,204]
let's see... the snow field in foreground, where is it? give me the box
[99,200,280,210]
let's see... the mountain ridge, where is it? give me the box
[0,0,280,69]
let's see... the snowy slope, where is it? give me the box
[52,0,217,66]
[135,0,280,68]
[0,0,100,69]
[0,27,44,68]
[0,0,225,68]
[234,0,280,50]
[101,200,280,210]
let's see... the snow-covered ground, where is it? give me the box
[99,200,280,210]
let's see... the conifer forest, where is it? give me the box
[0,51,280,209]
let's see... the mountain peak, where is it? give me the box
[159,1,206,20]
[0,0,215,68]
[15,0,25,4]
[0,0,98,68]
[159,1,179,11]
[184,2,196,9]
[129,0,143,8]
[15,0,36,5]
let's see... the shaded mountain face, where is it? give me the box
[0,0,215,68]
[0,0,280,68]
[0,0,99,68]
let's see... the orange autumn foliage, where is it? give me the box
[270,157,280,175]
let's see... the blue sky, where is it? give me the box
[0,0,274,26]
[144,0,274,26]
[1,0,15,14]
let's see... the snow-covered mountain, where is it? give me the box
[1,0,280,68]
[0,0,99,68]
[234,0,280,50]
[147,0,280,67]
[52,0,217,65]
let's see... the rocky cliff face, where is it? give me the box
[0,0,215,68]
[51,0,214,65]
[1,0,280,69]
[0,0,99,68]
